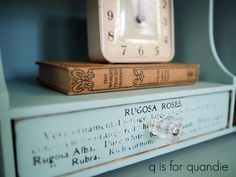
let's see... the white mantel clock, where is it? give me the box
[86,0,175,63]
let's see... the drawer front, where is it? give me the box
[14,92,229,177]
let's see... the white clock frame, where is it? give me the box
[86,0,175,63]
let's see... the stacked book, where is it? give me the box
[37,61,199,95]
[37,0,200,95]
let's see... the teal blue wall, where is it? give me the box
[0,0,88,80]
[0,0,235,80]
[214,0,236,76]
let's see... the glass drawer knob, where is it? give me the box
[149,116,182,142]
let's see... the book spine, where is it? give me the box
[68,65,199,95]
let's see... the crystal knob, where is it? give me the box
[136,14,146,23]
[149,116,182,142]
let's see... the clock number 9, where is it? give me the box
[107,11,113,21]
[138,47,144,56]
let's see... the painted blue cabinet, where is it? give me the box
[0,0,236,177]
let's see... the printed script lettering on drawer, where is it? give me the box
[14,92,229,177]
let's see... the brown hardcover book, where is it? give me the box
[37,61,200,95]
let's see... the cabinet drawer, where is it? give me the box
[14,92,229,177]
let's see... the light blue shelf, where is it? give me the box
[6,78,234,119]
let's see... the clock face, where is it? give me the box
[99,0,174,63]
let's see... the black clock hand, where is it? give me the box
[136,0,145,23]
